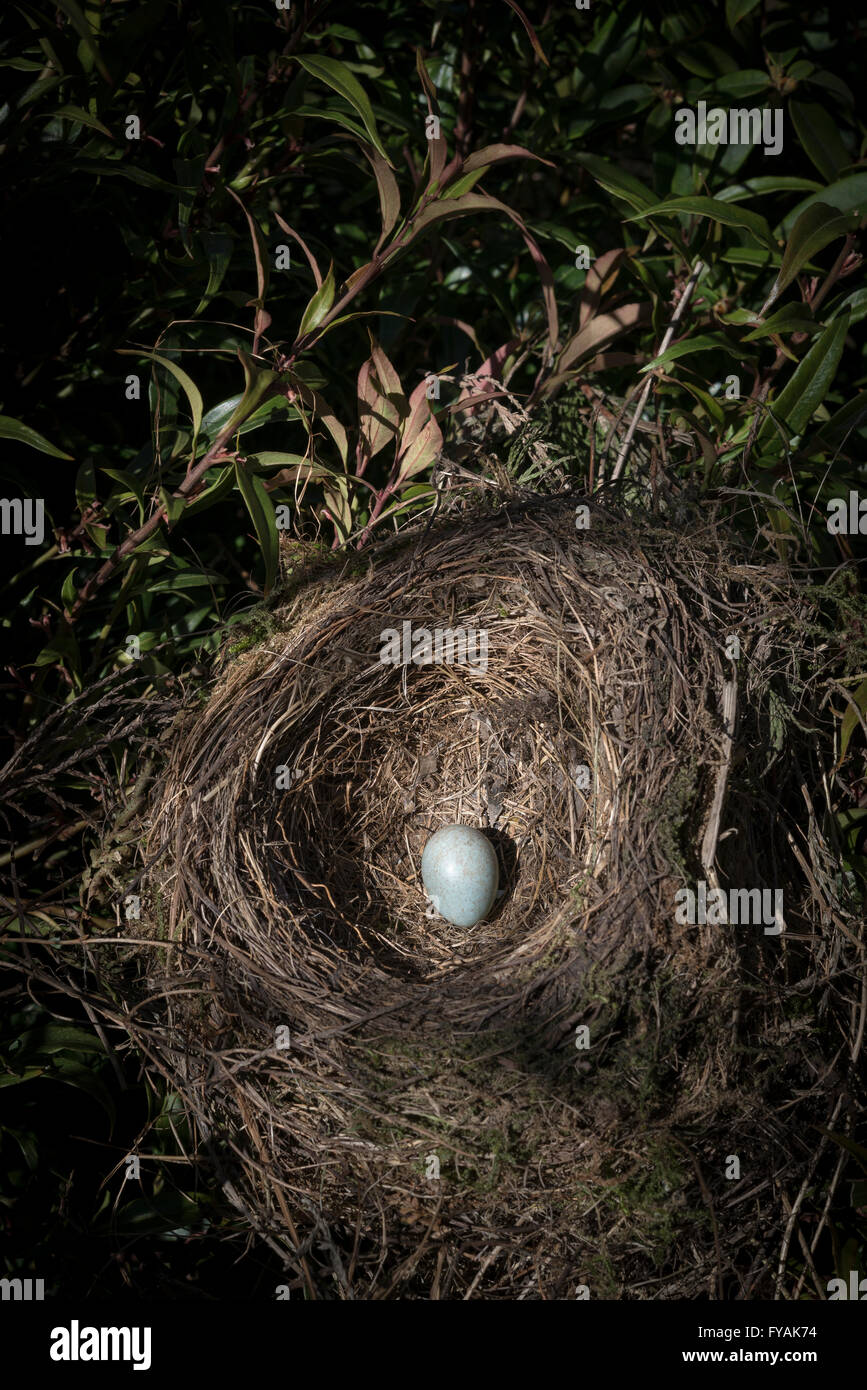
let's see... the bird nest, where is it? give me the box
[38,487,866,1298]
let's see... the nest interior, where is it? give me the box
[91,492,862,1299]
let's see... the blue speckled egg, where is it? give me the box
[421,824,499,928]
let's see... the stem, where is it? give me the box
[809,233,857,315]
[0,820,89,869]
[610,259,706,483]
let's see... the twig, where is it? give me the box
[701,675,738,880]
[0,820,90,870]
[774,1095,843,1298]
[610,259,705,482]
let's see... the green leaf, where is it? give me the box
[713,70,770,98]
[528,220,585,252]
[72,159,179,193]
[104,1192,202,1237]
[0,1068,45,1088]
[829,287,867,326]
[576,152,656,212]
[146,568,222,594]
[668,379,726,427]
[764,203,859,309]
[716,176,821,202]
[51,1058,116,1124]
[805,70,855,107]
[0,415,72,459]
[294,55,393,165]
[289,103,370,145]
[780,173,867,235]
[226,352,279,439]
[742,304,820,340]
[720,247,780,269]
[0,58,46,71]
[14,1024,106,1057]
[235,461,278,596]
[442,169,491,199]
[61,566,78,609]
[118,351,203,459]
[725,0,761,24]
[33,629,81,674]
[75,458,96,513]
[640,334,745,373]
[814,1129,867,1176]
[200,393,294,443]
[195,228,233,315]
[158,487,185,528]
[626,196,776,251]
[40,103,113,137]
[8,1127,39,1171]
[100,467,144,505]
[809,392,867,453]
[298,260,336,337]
[759,314,849,445]
[18,75,68,109]
[840,678,867,761]
[183,465,235,517]
[789,100,850,183]
[52,0,112,82]
[676,42,739,78]
[247,452,328,475]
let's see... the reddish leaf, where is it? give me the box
[578,249,628,328]
[463,143,555,173]
[228,188,270,355]
[353,142,401,248]
[401,377,434,453]
[557,303,649,374]
[369,338,404,405]
[291,379,349,466]
[396,413,443,484]
[445,389,512,415]
[357,359,400,463]
[343,262,374,293]
[416,49,447,188]
[274,212,323,288]
[503,0,549,65]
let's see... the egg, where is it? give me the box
[421,824,499,928]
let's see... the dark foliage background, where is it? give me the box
[1,0,866,1297]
